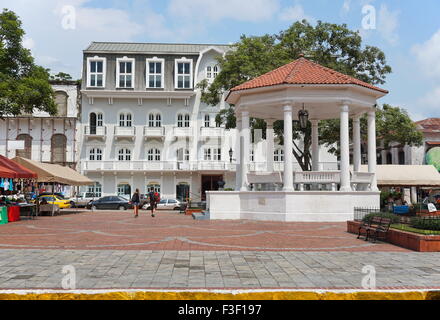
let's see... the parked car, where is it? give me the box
[142,198,183,211]
[87,196,133,211]
[71,192,99,208]
[38,193,76,207]
[38,195,71,209]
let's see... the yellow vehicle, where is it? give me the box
[38,195,71,209]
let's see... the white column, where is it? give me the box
[411,187,418,204]
[235,117,242,191]
[340,105,351,192]
[368,110,379,191]
[240,111,250,191]
[283,105,294,191]
[266,119,275,172]
[311,120,320,171]
[353,115,362,173]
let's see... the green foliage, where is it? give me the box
[0,9,56,117]
[202,20,393,171]
[50,72,73,81]
[410,217,440,231]
[362,212,401,224]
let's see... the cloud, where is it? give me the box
[22,37,35,50]
[377,4,400,45]
[419,87,440,116]
[279,4,315,23]
[168,0,280,23]
[412,29,440,79]
[341,0,351,14]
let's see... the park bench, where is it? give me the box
[357,217,392,243]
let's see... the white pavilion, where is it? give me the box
[207,57,389,222]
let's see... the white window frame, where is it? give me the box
[118,148,132,161]
[213,148,222,161]
[204,148,212,161]
[177,114,191,128]
[116,57,135,89]
[175,58,193,89]
[147,148,161,161]
[87,57,106,88]
[119,113,133,127]
[204,114,211,128]
[87,182,102,198]
[148,113,162,128]
[146,57,165,89]
[274,149,284,162]
[177,148,190,161]
[89,148,103,161]
[206,66,212,79]
[213,65,219,78]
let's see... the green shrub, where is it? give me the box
[410,217,440,231]
[362,212,401,224]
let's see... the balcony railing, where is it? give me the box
[82,161,237,172]
[114,126,136,137]
[173,127,192,137]
[84,126,106,136]
[144,126,165,138]
[200,127,224,138]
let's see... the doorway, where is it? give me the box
[201,175,223,201]
[176,183,190,202]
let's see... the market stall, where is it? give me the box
[0,156,38,224]
[12,157,93,216]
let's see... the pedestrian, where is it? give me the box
[132,188,141,218]
[148,188,159,217]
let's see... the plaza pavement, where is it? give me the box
[0,210,439,291]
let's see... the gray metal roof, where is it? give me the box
[85,42,231,54]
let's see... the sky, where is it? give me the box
[1,0,439,121]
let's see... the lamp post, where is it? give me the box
[298,104,309,130]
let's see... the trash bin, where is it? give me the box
[0,206,8,225]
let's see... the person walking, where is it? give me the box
[132,188,141,218]
[148,188,158,217]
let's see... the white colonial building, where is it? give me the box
[0,80,80,169]
[78,42,338,201]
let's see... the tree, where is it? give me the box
[0,9,56,118]
[204,20,394,171]
[50,72,73,82]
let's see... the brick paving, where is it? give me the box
[0,210,439,290]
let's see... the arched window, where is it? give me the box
[119,113,132,127]
[213,66,219,78]
[51,134,67,164]
[250,149,255,162]
[204,115,210,128]
[148,113,162,127]
[274,149,284,162]
[177,114,190,128]
[147,183,161,194]
[206,66,212,79]
[16,134,32,159]
[54,91,68,117]
[147,148,161,161]
[89,148,103,161]
[118,148,131,161]
[87,182,102,198]
[117,184,131,197]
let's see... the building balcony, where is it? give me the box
[173,127,192,138]
[84,126,106,140]
[144,126,165,140]
[82,161,237,173]
[114,126,136,140]
[200,127,224,141]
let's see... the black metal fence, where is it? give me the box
[354,207,381,222]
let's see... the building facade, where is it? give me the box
[0,80,80,169]
[78,42,338,201]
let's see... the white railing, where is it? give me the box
[82,161,237,172]
[294,171,341,184]
[200,127,224,137]
[173,127,192,137]
[114,126,136,136]
[144,126,165,137]
[84,126,106,136]
[351,172,375,191]
[248,162,338,172]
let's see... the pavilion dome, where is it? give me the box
[229,57,388,94]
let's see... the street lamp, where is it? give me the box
[298,104,309,130]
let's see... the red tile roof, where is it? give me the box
[416,118,440,133]
[230,57,388,94]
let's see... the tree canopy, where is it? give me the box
[198,20,422,170]
[0,9,56,118]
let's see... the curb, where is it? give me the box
[1,289,440,300]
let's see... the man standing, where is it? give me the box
[132,189,141,218]
[148,188,158,217]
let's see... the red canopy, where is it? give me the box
[0,155,37,179]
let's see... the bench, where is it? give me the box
[357,217,392,243]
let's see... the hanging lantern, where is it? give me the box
[298,104,309,130]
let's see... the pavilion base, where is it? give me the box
[206,191,380,222]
